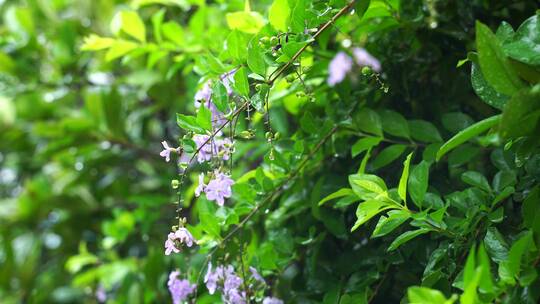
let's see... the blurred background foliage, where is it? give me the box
[1,0,539,303]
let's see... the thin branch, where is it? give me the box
[267,0,357,85]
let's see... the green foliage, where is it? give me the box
[1,0,540,303]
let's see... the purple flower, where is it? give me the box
[216,138,233,161]
[249,266,265,284]
[164,227,196,255]
[160,141,176,162]
[352,47,381,72]
[204,263,219,294]
[263,297,284,304]
[194,80,212,106]
[168,270,196,304]
[193,135,215,163]
[205,172,234,206]
[195,173,206,197]
[95,285,106,303]
[327,52,353,86]
[224,289,246,304]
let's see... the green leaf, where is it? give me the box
[353,108,383,136]
[318,188,356,206]
[388,228,430,251]
[111,11,146,43]
[408,161,430,208]
[407,286,453,304]
[176,114,204,133]
[269,0,290,32]
[162,21,185,46]
[477,243,495,293]
[476,21,524,96]
[372,210,410,238]
[441,112,474,134]
[398,153,413,204]
[227,30,248,63]
[372,144,407,170]
[461,171,491,192]
[351,137,382,157]
[81,35,115,51]
[471,62,509,110]
[233,67,250,97]
[105,40,138,61]
[502,15,540,66]
[348,174,388,201]
[226,11,265,34]
[196,103,212,131]
[522,187,540,235]
[290,0,307,33]
[408,120,443,143]
[379,109,410,139]
[484,227,509,263]
[351,200,392,231]
[436,115,501,161]
[212,81,229,113]
[247,37,266,77]
[499,231,533,285]
[500,89,540,139]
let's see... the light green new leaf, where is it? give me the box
[269,0,290,32]
[407,286,454,304]
[81,35,115,51]
[348,174,388,201]
[388,228,430,251]
[111,11,146,43]
[476,21,524,95]
[105,40,138,61]
[351,200,393,231]
[372,210,410,238]
[398,153,413,204]
[227,30,248,63]
[226,11,265,34]
[436,115,501,161]
[162,21,185,46]
[318,188,356,206]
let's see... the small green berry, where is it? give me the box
[171,179,180,189]
[361,66,372,76]
[270,36,279,46]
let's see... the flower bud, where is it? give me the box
[255,83,263,91]
[361,66,372,76]
[171,179,180,189]
[265,131,273,139]
[274,132,281,140]
[259,36,270,45]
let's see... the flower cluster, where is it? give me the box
[168,270,196,304]
[204,263,247,304]
[204,263,283,304]
[164,227,196,255]
[196,171,234,206]
[327,47,381,86]
[193,134,233,163]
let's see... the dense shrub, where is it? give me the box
[1,0,539,303]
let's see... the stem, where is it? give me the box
[267,0,357,85]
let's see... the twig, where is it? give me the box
[267,0,357,85]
